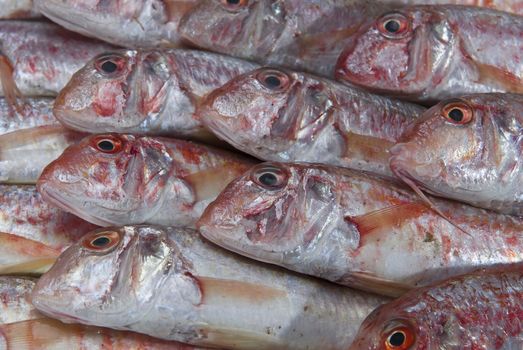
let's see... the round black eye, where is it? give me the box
[101,60,118,73]
[259,172,278,187]
[388,331,406,347]
[384,20,400,33]
[97,140,115,152]
[447,108,464,122]
[264,75,281,89]
[91,236,110,247]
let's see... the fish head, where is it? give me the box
[179,0,286,58]
[198,162,339,265]
[198,67,337,158]
[336,7,454,98]
[31,226,176,327]
[54,50,174,133]
[390,94,514,197]
[37,134,174,226]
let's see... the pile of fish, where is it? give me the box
[0,0,521,349]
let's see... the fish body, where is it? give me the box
[54,49,258,138]
[0,20,115,97]
[37,134,255,227]
[32,225,389,350]
[0,125,86,184]
[390,93,523,216]
[396,0,523,15]
[0,97,58,135]
[198,67,424,178]
[0,276,41,324]
[198,162,523,296]
[335,5,523,102]
[0,0,40,18]
[349,269,523,350]
[34,0,198,48]
[0,185,97,250]
[0,232,59,274]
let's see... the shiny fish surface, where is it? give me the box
[0,276,41,324]
[0,20,115,97]
[198,162,523,297]
[0,97,58,135]
[0,185,97,250]
[54,49,258,138]
[0,232,59,274]
[32,225,389,350]
[35,0,198,48]
[37,134,255,227]
[0,125,86,184]
[0,0,40,18]
[390,93,523,216]
[198,67,424,178]
[349,269,523,350]
[336,5,523,102]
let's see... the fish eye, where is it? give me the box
[82,231,121,253]
[377,13,411,39]
[94,54,127,76]
[383,324,415,350]
[441,100,473,125]
[251,164,289,190]
[220,0,248,11]
[256,69,291,92]
[92,135,123,154]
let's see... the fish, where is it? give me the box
[348,269,523,350]
[0,0,41,19]
[0,20,115,110]
[336,5,523,102]
[197,162,523,297]
[197,67,424,178]
[53,49,258,139]
[34,0,198,48]
[0,185,98,250]
[0,97,58,136]
[398,0,523,15]
[0,276,41,324]
[0,125,86,184]
[31,225,389,350]
[390,93,523,216]
[37,134,256,228]
[0,232,59,274]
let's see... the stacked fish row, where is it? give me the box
[0,0,521,349]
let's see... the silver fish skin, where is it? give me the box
[391,93,523,216]
[0,20,115,97]
[198,162,523,297]
[349,269,523,350]
[37,134,255,227]
[0,185,97,250]
[0,97,58,135]
[0,276,41,324]
[34,0,198,48]
[335,5,523,102]
[198,67,424,178]
[32,225,389,350]
[53,49,258,138]
[0,125,86,184]
[396,0,523,15]
[0,0,41,18]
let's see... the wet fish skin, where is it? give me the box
[0,276,41,324]
[32,225,389,350]
[198,162,523,297]
[390,93,523,216]
[0,125,86,184]
[37,134,256,227]
[0,0,40,18]
[348,269,523,350]
[53,49,258,138]
[0,20,115,97]
[0,97,57,135]
[197,67,424,178]
[0,185,97,250]
[335,5,523,102]
[34,0,198,48]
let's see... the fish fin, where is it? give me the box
[345,202,429,238]
[0,258,57,275]
[339,271,412,297]
[197,326,288,350]
[474,61,523,93]
[0,319,83,349]
[0,53,24,113]
[342,132,395,172]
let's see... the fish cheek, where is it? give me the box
[137,52,171,116]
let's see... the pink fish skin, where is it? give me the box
[37,134,256,227]
[197,67,424,178]
[390,93,523,216]
[397,0,523,15]
[53,49,257,138]
[335,5,523,102]
[348,269,523,350]
[198,162,523,297]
